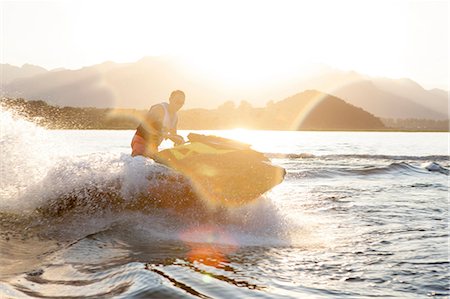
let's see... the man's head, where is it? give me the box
[169,90,185,111]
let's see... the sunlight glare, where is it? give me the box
[217,128,258,144]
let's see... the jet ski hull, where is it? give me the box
[157,134,285,206]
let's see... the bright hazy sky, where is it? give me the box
[1,0,448,90]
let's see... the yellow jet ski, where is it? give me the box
[156,133,286,206]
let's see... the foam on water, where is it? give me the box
[0,106,295,250]
[423,161,450,175]
[0,105,172,213]
[0,107,54,208]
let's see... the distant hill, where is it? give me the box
[297,70,448,120]
[266,90,385,130]
[1,58,448,120]
[372,77,445,113]
[2,58,211,109]
[0,63,48,85]
[1,91,386,131]
[180,90,385,131]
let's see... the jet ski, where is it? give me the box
[34,134,285,218]
[156,133,286,206]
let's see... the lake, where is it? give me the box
[0,108,449,298]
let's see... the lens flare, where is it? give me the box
[290,75,367,130]
[290,91,329,130]
[179,225,238,268]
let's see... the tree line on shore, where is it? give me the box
[1,96,448,132]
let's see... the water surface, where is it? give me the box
[1,110,448,298]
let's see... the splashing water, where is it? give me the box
[0,105,291,244]
[0,106,54,208]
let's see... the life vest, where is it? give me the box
[159,102,178,137]
[131,102,178,156]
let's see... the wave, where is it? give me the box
[0,106,198,216]
[0,140,290,247]
[4,154,211,216]
[0,107,294,254]
[268,153,449,162]
[288,161,449,179]
[0,152,292,256]
[423,161,450,175]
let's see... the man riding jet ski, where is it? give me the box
[130,90,285,206]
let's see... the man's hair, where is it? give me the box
[170,90,185,99]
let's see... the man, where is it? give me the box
[131,90,185,158]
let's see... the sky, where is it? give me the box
[0,0,448,90]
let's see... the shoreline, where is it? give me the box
[44,128,450,133]
[3,98,449,133]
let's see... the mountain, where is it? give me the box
[0,63,48,85]
[296,69,448,120]
[266,90,386,130]
[371,78,448,117]
[2,58,448,119]
[332,80,444,119]
[2,58,220,109]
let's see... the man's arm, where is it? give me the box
[169,118,178,135]
[167,118,185,145]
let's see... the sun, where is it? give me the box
[177,53,296,91]
[209,128,257,145]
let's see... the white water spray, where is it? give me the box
[0,106,53,206]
